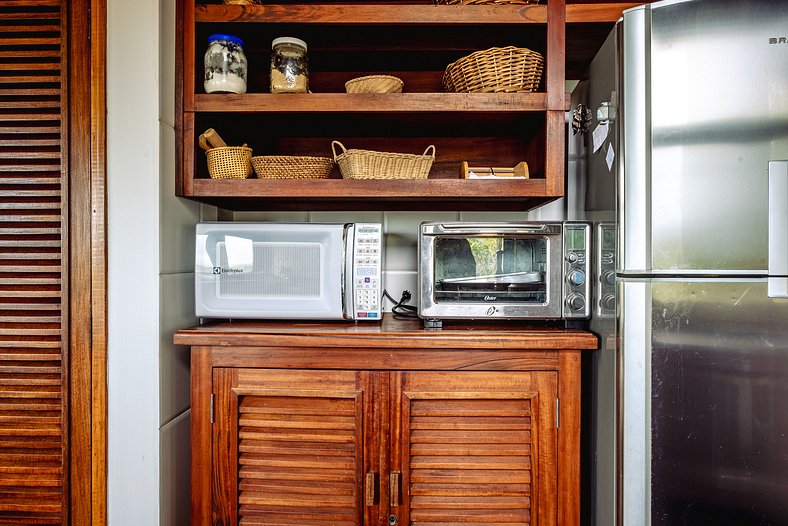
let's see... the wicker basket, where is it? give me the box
[443,46,544,93]
[345,75,404,94]
[435,0,539,4]
[251,155,334,179]
[223,0,259,4]
[332,141,435,180]
[206,146,253,180]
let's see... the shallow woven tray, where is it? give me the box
[206,146,253,180]
[443,46,544,94]
[251,155,333,179]
[345,75,404,94]
[332,141,435,180]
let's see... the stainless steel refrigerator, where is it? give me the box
[565,0,788,524]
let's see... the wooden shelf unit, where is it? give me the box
[177,2,641,211]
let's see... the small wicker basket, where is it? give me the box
[206,146,253,180]
[332,141,435,180]
[251,155,334,179]
[443,46,544,94]
[345,75,404,94]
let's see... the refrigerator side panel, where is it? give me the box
[619,6,651,274]
[647,0,788,273]
[618,280,652,526]
[650,279,788,525]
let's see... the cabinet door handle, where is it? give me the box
[365,472,377,506]
[389,472,401,507]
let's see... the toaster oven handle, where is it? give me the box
[427,223,558,235]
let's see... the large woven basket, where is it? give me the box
[251,155,333,179]
[206,146,253,180]
[345,75,404,94]
[443,46,544,93]
[332,141,435,180]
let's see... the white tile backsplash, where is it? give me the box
[232,211,309,222]
[159,0,175,127]
[382,270,419,311]
[160,124,202,275]
[160,410,190,526]
[308,211,384,224]
[159,273,196,424]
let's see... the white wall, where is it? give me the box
[107,0,161,523]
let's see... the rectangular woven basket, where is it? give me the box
[331,141,435,180]
[251,155,333,179]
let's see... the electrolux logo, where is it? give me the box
[769,37,787,44]
[213,266,244,275]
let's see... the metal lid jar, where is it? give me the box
[204,33,247,94]
[270,37,308,93]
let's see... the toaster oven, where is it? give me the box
[418,221,591,327]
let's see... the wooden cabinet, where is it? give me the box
[176,1,640,211]
[175,317,597,525]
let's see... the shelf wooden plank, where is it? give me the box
[195,3,641,25]
[193,177,550,199]
[192,93,557,113]
[195,4,548,25]
[566,3,644,23]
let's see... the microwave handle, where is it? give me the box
[343,224,355,318]
[768,160,788,298]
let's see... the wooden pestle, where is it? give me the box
[198,134,210,151]
[203,128,227,148]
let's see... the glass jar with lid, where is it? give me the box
[204,33,247,94]
[270,37,309,93]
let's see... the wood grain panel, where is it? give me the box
[215,369,371,526]
[395,372,558,526]
[0,1,65,523]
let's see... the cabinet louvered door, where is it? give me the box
[392,372,558,526]
[213,368,376,526]
[0,1,66,524]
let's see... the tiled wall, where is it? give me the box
[230,208,563,311]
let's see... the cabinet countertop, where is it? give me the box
[174,314,598,351]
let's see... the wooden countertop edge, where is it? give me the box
[174,320,599,350]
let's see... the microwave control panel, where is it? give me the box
[352,223,383,320]
[562,223,592,318]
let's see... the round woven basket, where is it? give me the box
[443,46,544,94]
[206,146,253,180]
[251,155,334,179]
[332,141,435,180]
[435,0,539,4]
[345,75,404,94]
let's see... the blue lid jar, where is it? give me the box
[204,33,248,94]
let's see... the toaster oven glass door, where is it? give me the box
[432,236,549,304]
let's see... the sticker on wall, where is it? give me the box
[592,122,609,153]
[606,143,615,172]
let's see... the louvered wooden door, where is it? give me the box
[0,1,68,523]
[213,368,376,526]
[392,372,558,526]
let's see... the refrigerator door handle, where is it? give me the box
[769,160,788,298]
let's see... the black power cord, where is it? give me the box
[381,289,419,319]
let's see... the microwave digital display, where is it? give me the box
[432,235,548,304]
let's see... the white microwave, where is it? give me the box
[195,222,383,321]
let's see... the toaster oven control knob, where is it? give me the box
[601,294,616,312]
[566,252,578,264]
[566,269,586,287]
[566,293,586,312]
[602,270,616,286]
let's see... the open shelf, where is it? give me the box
[178,1,646,211]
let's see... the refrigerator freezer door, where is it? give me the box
[620,0,788,275]
[620,278,788,525]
